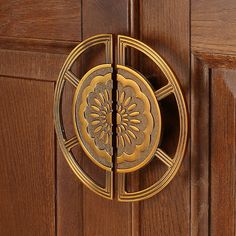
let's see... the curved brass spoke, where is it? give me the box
[64,71,80,87]
[155,83,173,101]
[115,35,188,202]
[64,136,79,151]
[155,148,174,168]
[55,34,114,200]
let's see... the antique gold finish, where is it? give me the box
[54,34,188,202]
[73,64,113,171]
[54,34,113,200]
[116,65,161,173]
[117,35,188,202]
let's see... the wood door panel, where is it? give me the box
[1,0,236,235]
[0,77,55,235]
[82,0,130,37]
[0,37,78,55]
[0,49,66,82]
[192,0,236,54]
[192,54,236,236]
[211,69,236,236]
[139,1,190,235]
[57,152,84,236]
[0,0,81,41]
[191,55,210,236]
[83,191,131,236]
[59,0,191,235]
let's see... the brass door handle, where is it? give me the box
[54,34,188,202]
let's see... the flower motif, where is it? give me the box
[85,80,113,156]
[75,66,160,172]
[116,82,147,157]
[81,71,155,168]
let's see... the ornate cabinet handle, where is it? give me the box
[54,34,188,202]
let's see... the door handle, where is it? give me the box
[54,34,188,202]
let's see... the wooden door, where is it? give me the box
[0,1,235,235]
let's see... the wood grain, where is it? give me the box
[57,151,84,236]
[211,69,236,236]
[3,0,236,235]
[82,0,130,37]
[0,77,55,235]
[191,55,210,236]
[0,0,81,41]
[0,49,66,82]
[139,1,190,235]
[193,53,236,69]
[57,68,84,236]
[192,0,236,54]
[191,54,236,236]
[0,37,79,54]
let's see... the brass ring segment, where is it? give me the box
[73,64,113,171]
[116,65,161,173]
[54,34,113,200]
[117,35,188,202]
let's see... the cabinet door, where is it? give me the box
[1,1,236,236]
[192,1,236,235]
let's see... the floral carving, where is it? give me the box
[115,73,156,167]
[84,80,113,156]
[77,69,158,171]
[116,85,147,157]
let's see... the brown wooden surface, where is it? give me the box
[0,77,55,235]
[0,0,81,41]
[211,69,236,236]
[140,1,190,235]
[82,2,132,236]
[191,1,236,234]
[191,53,236,236]
[192,0,236,54]
[1,0,236,235]
[191,55,210,236]
[0,50,66,81]
[57,151,84,236]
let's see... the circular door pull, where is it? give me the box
[54,34,188,202]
